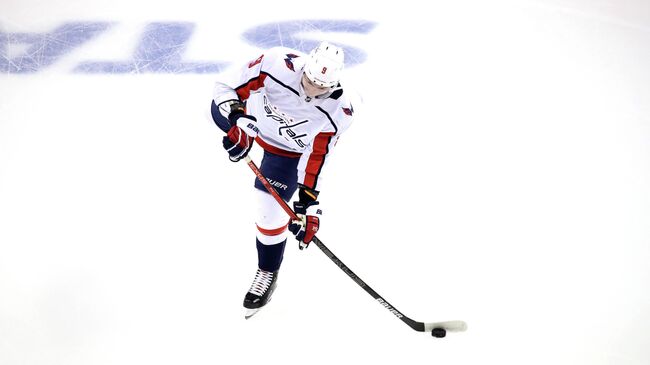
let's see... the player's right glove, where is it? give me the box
[222,114,259,162]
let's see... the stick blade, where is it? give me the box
[423,320,467,332]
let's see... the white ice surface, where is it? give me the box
[1,1,649,364]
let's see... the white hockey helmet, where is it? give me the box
[304,41,345,88]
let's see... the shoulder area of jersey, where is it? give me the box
[252,46,307,70]
[319,88,357,135]
[266,46,307,58]
[330,79,363,130]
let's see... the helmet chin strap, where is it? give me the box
[305,89,336,102]
[312,83,341,100]
[314,90,334,99]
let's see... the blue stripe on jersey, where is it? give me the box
[261,71,299,96]
[315,106,338,134]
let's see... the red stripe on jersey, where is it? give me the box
[303,132,335,190]
[256,224,288,236]
[255,137,302,158]
[235,73,268,101]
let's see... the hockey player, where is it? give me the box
[210,41,355,318]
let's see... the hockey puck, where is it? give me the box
[431,327,446,338]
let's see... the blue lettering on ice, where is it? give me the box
[0,20,376,74]
[74,22,226,74]
[0,22,111,73]
[243,20,377,66]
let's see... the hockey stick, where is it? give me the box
[243,155,467,337]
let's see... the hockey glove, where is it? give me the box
[288,201,322,250]
[222,114,259,162]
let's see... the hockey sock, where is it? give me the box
[256,238,287,272]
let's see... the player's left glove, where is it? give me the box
[288,201,322,250]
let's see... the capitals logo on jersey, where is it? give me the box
[262,95,308,148]
[284,54,300,72]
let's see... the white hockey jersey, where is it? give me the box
[212,47,355,192]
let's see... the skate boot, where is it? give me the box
[243,268,278,319]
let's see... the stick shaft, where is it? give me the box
[244,156,299,220]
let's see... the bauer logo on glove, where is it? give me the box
[221,114,259,162]
[288,201,322,250]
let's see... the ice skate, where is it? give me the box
[243,269,278,319]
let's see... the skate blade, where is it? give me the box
[244,308,261,320]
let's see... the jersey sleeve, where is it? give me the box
[297,132,338,192]
[212,53,268,119]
